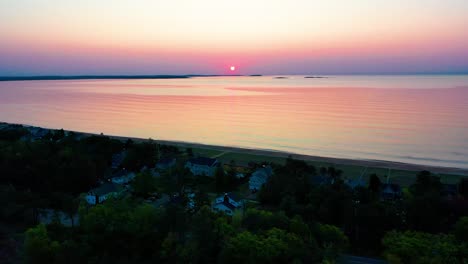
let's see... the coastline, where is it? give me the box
[3,122,467,176]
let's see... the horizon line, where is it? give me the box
[1,72,468,82]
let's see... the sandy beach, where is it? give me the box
[6,122,465,176]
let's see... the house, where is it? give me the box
[212,193,243,215]
[345,178,366,190]
[38,209,79,227]
[185,157,219,176]
[249,166,273,192]
[111,151,126,169]
[85,182,123,205]
[29,127,49,140]
[381,183,402,200]
[110,169,135,185]
[156,157,176,170]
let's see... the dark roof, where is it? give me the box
[346,178,367,189]
[188,157,218,167]
[222,200,236,210]
[381,183,401,194]
[225,192,241,202]
[111,169,131,178]
[90,183,122,196]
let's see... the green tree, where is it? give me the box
[23,224,59,264]
[132,170,157,197]
[382,230,463,264]
[453,217,468,243]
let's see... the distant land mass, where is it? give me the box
[0,75,249,82]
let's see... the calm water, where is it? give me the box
[1,75,468,169]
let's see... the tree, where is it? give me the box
[24,224,59,264]
[382,230,463,264]
[315,223,349,260]
[132,170,157,197]
[459,178,468,198]
[186,147,194,157]
[368,173,381,194]
[453,217,468,243]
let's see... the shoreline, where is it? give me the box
[4,122,467,176]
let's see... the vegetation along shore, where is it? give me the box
[1,122,467,263]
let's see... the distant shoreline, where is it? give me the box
[0,75,193,82]
[3,122,468,176]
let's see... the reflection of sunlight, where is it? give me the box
[1,76,468,169]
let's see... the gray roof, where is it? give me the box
[225,192,241,202]
[252,166,273,179]
[381,184,401,194]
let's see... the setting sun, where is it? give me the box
[230,66,236,71]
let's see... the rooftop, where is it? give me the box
[89,182,122,196]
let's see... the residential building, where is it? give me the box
[110,169,135,185]
[249,166,273,192]
[85,182,123,205]
[185,157,219,176]
[381,183,402,200]
[345,178,367,190]
[212,193,243,215]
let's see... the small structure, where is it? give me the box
[111,151,126,169]
[345,178,367,190]
[212,193,243,216]
[38,209,79,227]
[85,182,123,205]
[381,183,402,200]
[29,127,49,140]
[110,169,135,185]
[185,157,219,177]
[249,166,273,192]
[156,157,176,170]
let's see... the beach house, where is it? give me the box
[249,166,273,192]
[110,169,135,185]
[212,192,243,215]
[185,157,219,176]
[85,182,123,205]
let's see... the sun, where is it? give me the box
[230,66,236,71]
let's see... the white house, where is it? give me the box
[85,182,123,205]
[249,166,273,192]
[212,193,243,215]
[110,170,135,185]
[185,157,219,177]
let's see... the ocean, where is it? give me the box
[1,75,467,169]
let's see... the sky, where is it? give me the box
[1,0,468,75]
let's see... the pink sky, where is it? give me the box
[1,0,467,75]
